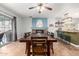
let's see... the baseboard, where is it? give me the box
[57,37,79,48]
[70,43,79,48]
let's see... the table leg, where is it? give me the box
[47,42,50,56]
[27,42,30,56]
[25,42,27,54]
[52,43,54,54]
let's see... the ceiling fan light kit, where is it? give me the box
[28,3,52,13]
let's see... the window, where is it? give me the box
[0,16,12,33]
[0,15,13,45]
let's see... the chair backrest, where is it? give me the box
[24,32,31,38]
[44,30,48,34]
[0,33,4,42]
[31,39,47,56]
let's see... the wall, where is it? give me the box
[16,17,24,39]
[19,17,32,36]
[48,17,58,38]
[23,18,32,32]
[48,17,55,32]
[16,17,32,39]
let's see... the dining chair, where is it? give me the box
[0,33,4,45]
[25,36,31,54]
[50,36,55,54]
[31,39,48,56]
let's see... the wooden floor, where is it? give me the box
[0,40,79,56]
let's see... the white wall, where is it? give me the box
[16,17,32,39]
[16,17,23,39]
[48,17,58,38]
[48,17,55,32]
[23,18,32,32]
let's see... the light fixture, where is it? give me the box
[28,3,52,13]
[37,4,45,13]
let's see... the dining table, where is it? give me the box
[19,33,57,56]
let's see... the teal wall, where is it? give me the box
[32,18,48,30]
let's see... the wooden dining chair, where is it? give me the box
[49,36,57,54]
[0,33,4,45]
[50,42,54,54]
[25,36,31,54]
[31,39,48,56]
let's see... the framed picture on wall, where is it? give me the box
[32,18,48,29]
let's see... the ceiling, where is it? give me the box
[1,3,79,18]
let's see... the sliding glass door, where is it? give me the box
[0,15,13,46]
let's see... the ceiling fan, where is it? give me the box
[28,3,52,13]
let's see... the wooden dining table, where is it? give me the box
[19,33,57,56]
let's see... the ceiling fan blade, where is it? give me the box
[45,6,52,10]
[29,7,36,9]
